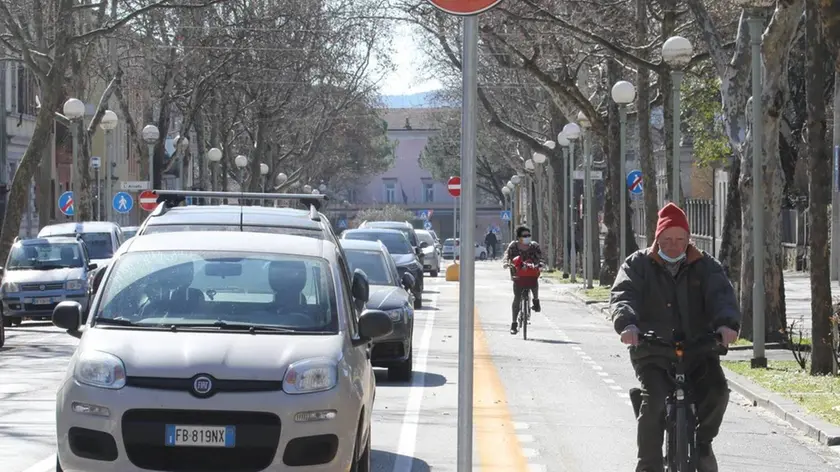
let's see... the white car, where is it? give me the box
[440,238,487,260]
[415,229,441,276]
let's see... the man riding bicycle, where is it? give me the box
[502,225,543,335]
[610,203,740,472]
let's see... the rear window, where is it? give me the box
[343,232,412,255]
[143,224,324,239]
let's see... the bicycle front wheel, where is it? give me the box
[674,406,693,472]
[521,292,529,341]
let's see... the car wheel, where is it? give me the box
[56,457,63,472]
[388,350,413,382]
[413,296,422,309]
[479,252,487,260]
[350,422,371,472]
[430,270,439,277]
[10,317,22,327]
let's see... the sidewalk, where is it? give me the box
[784,271,839,336]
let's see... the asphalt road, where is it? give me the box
[2,262,840,471]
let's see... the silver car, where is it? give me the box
[52,231,393,471]
[415,229,441,277]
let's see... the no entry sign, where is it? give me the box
[139,190,159,211]
[447,176,461,197]
[427,0,503,15]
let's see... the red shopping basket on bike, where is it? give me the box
[512,256,540,288]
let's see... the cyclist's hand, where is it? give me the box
[716,326,738,346]
[620,325,640,346]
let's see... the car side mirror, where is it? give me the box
[352,269,370,302]
[88,263,98,270]
[420,241,429,249]
[414,247,422,255]
[401,271,415,290]
[353,309,394,346]
[53,301,83,338]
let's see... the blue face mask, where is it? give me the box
[520,237,532,245]
[658,248,686,263]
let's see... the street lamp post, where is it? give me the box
[662,36,693,204]
[234,155,248,195]
[563,122,581,283]
[99,110,118,222]
[524,158,535,229]
[274,172,288,207]
[207,147,222,204]
[63,98,85,221]
[174,135,190,190]
[558,133,571,277]
[505,181,516,239]
[533,150,550,268]
[142,125,160,190]
[578,111,593,289]
[511,175,521,234]
[501,185,511,241]
[736,0,772,368]
[612,80,636,262]
[302,184,312,194]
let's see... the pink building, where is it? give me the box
[344,108,509,244]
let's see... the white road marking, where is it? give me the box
[517,434,535,443]
[392,292,439,472]
[513,422,530,430]
[529,464,548,472]
[522,448,539,458]
[21,455,55,472]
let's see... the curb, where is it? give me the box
[542,276,840,447]
[542,277,611,319]
[721,366,840,446]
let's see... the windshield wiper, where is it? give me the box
[179,320,297,333]
[94,317,141,326]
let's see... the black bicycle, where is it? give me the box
[511,261,542,340]
[629,331,728,472]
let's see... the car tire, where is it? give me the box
[2,316,10,328]
[430,270,438,277]
[56,457,63,472]
[350,422,371,472]
[388,350,413,382]
[479,252,487,260]
[10,317,21,327]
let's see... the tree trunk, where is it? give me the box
[37,125,54,228]
[805,0,834,374]
[661,0,677,203]
[821,0,840,55]
[636,0,658,243]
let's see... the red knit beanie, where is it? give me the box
[655,203,690,240]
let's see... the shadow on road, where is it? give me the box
[528,338,580,345]
[371,450,431,471]
[374,371,447,388]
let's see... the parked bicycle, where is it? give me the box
[629,331,728,472]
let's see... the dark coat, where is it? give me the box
[609,243,741,362]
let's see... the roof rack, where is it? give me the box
[149,189,329,222]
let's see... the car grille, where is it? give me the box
[23,302,59,311]
[122,409,281,471]
[20,282,63,291]
[125,376,283,398]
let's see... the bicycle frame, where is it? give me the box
[518,287,530,340]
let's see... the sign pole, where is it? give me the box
[457,14,478,472]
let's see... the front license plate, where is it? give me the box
[164,425,235,447]
[34,298,51,305]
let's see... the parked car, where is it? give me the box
[121,226,139,239]
[341,228,424,308]
[341,239,416,381]
[415,229,441,277]
[440,238,487,260]
[357,220,427,266]
[51,231,393,471]
[1,236,97,327]
[38,221,125,269]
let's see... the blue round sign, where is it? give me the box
[626,170,643,195]
[58,191,74,216]
[113,192,134,214]
[424,220,433,230]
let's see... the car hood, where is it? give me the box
[367,285,409,310]
[393,253,418,266]
[4,267,86,284]
[79,326,345,380]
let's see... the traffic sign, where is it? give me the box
[139,190,158,211]
[427,0,503,15]
[121,181,150,191]
[447,176,461,197]
[337,219,348,229]
[113,192,133,214]
[58,191,74,216]
[416,210,434,220]
[90,156,101,169]
[627,169,643,195]
[424,220,433,230]
[500,210,511,221]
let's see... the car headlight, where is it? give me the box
[66,279,84,290]
[2,282,19,293]
[283,358,338,394]
[407,261,422,271]
[386,307,405,321]
[74,350,126,390]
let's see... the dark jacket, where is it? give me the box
[610,244,740,362]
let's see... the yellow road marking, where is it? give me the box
[474,306,531,471]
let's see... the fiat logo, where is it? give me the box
[39,285,45,291]
[192,376,213,396]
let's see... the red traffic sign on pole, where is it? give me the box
[427,0,503,15]
[447,176,461,197]
[139,190,158,211]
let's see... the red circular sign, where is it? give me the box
[427,0,503,15]
[139,190,159,211]
[448,176,461,197]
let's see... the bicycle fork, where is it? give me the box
[665,373,697,472]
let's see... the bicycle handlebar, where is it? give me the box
[638,331,728,358]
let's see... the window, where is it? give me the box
[12,65,37,116]
[6,242,84,270]
[344,249,394,286]
[383,180,396,203]
[95,251,338,332]
[343,231,412,255]
[50,232,113,260]
[423,182,434,203]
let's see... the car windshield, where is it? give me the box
[417,231,435,247]
[343,232,412,255]
[366,223,417,246]
[123,229,138,239]
[6,242,84,270]
[51,232,113,259]
[95,251,338,332]
[443,239,455,247]
[142,224,324,239]
[345,249,393,285]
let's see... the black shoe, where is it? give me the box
[532,299,541,312]
[696,442,718,472]
[510,322,517,334]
